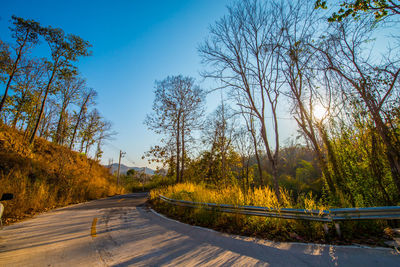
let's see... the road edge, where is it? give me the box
[149,208,397,252]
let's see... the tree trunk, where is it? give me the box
[291,83,337,194]
[300,121,336,194]
[180,118,185,183]
[12,91,27,128]
[175,113,181,183]
[69,95,90,149]
[249,118,263,186]
[29,66,57,144]
[79,136,85,153]
[260,120,280,202]
[369,107,400,196]
[12,112,21,128]
[245,159,250,192]
[55,105,66,144]
[85,141,90,154]
[254,147,263,186]
[370,132,393,205]
[0,32,29,114]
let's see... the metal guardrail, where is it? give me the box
[159,195,400,222]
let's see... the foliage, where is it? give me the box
[29,24,92,144]
[315,0,400,21]
[0,16,42,114]
[0,16,113,159]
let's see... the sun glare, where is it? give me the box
[312,103,328,121]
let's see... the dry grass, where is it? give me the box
[150,182,326,209]
[0,123,123,224]
[150,183,391,245]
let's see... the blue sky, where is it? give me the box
[0,0,238,168]
[2,1,397,170]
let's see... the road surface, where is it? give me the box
[0,193,398,266]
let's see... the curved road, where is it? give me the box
[0,193,398,266]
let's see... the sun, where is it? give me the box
[312,103,328,122]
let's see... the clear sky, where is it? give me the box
[0,0,301,169]
[0,0,235,167]
[2,0,398,172]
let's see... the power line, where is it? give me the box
[103,141,136,166]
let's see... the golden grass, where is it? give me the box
[150,183,388,244]
[151,182,325,210]
[0,123,124,224]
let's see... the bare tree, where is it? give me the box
[38,98,58,139]
[199,0,287,200]
[69,87,97,149]
[145,75,204,183]
[269,0,341,195]
[53,73,83,145]
[79,109,102,154]
[94,120,116,161]
[235,101,264,186]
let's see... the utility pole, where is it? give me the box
[142,167,146,192]
[117,150,126,186]
[108,158,113,170]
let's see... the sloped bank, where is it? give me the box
[0,124,124,225]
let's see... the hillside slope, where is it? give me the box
[0,123,123,224]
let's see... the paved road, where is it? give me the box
[0,193,398,266]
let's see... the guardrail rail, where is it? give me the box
[159,195,400,221]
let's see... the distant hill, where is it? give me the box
[107,163,154,175]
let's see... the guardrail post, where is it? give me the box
[323,223,329,234]
[335,223,341,238]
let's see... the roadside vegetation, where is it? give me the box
[147,0,400,244]
[119,169,175,192]
[0,17,121,224]
[0,16,114,157]
[0,123,122,224]
[150,183,394,245]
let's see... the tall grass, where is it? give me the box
[151,182,327,209]
[150,183,390,244]
[0,124,123,224]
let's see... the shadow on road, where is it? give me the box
[97,206,398,267]
[60,192,149,211]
